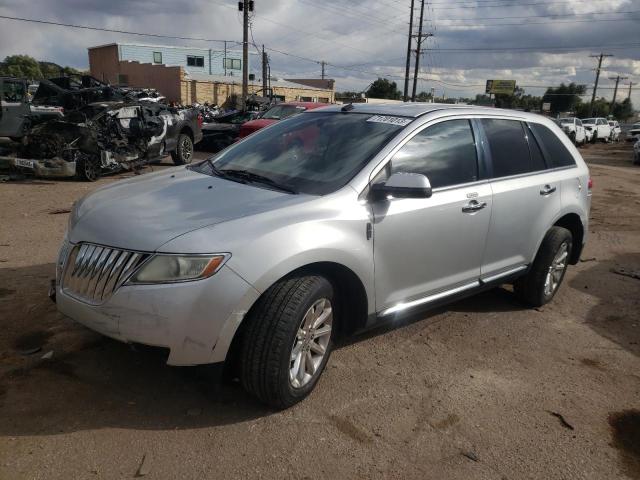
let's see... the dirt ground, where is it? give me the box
[1,143,639,480]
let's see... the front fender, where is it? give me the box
[158,188,376,314]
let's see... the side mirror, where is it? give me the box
[370,172,432,201]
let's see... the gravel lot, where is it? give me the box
[1,143,639,479]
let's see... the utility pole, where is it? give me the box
[411,0,432,102]
[239,0,253,110]
[262,44,268,96]
[626,81,635,100]
[321,61,326,80]
[403,0,415,101]
[589,53,613,116]
[608,75,628,111]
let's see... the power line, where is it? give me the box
[0,14,238,45]
[438,16,640,28]
[434,9,640,22]
[430,0,637,8]
[1,13,635,99]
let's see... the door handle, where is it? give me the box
[462,200,487,213]
[540,185,556,196]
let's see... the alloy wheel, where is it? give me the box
[181,137,193,163]
[544,242,568,297]
[289,298,333,389]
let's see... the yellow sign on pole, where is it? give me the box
[485,80,516,95]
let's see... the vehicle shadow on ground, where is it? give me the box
[0,264,535,437]
[0,263,271,437]
[569,252,640,358]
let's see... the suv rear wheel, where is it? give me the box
[240,275,335,409]
[171,133,194,165]
[514,226,572,307]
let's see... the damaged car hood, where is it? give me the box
[70,166,308,251]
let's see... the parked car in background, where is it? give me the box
[198,110,259,152]
[54,104,591,408]
[557,117,587,145]
[627,122,640,142]
[608,120,621,142]
[238,101,328,138]
[634,138,640,165]
[582,117,612,143]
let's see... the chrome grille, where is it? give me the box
[61,243,149,305]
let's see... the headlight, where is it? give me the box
[127,254,229,284]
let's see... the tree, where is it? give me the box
[0,55,42,79]
[0,55,82,80]
[415,90,433,102]
[575,98,609,118]
[366,78,401,100]
[612,98,634,121]
[542,83,586,114]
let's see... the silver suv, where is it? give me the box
[55,104,591,408]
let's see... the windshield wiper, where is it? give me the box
[219,168,298,194]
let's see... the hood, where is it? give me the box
[239,118,277,137]
[70,167,307,251]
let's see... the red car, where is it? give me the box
[238,101,328,138]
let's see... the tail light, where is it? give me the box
[587,177,593,191]
[197,113,203,128]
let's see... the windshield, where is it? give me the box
[560,118,574,124]
[261,104,306,120]
[192,112,407,195]
[582,118,595,124]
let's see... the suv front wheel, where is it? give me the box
[514,227,572,307]
[240,275,335,409]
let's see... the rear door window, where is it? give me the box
[481,118,538,178]
[386,119,478,189]
[529,123,576,168]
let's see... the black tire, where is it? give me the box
[569,132,576,145]
[514,226,572,307]
[76,155,101,182]
[171,133,194,165]
[240,275,335,409]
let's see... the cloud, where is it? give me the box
[0,0,637,104]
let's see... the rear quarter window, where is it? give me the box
[529,123,576,168]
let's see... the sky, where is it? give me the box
[0,0,639,105]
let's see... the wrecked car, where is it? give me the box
[197,110,259,152]
[1,100,203,180]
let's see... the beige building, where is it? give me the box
[88,43,334,106]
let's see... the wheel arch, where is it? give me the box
[553,213,584,264]
[179,125,194,141]
[222,260,369,375]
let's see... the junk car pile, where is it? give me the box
[0,75,202,181]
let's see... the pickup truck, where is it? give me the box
[1,75,203,180]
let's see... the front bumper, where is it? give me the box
[56,264,260,365]
[0,155,76,178]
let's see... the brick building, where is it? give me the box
[88,43,334,106]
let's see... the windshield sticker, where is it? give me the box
[367,115,412,126]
